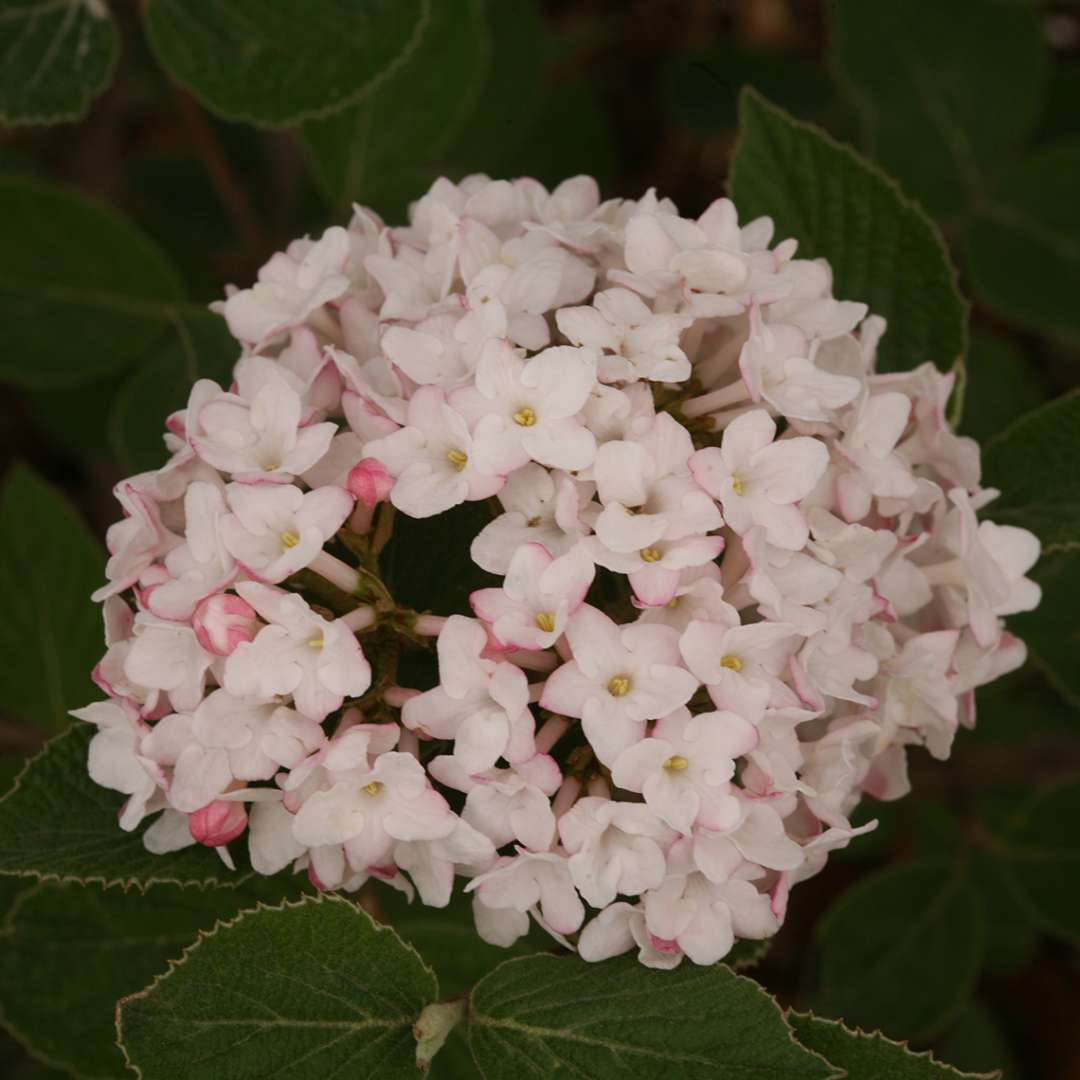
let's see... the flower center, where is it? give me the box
[307,634,324,650]
[720,654,743,672]
[663,755,689,772]
[730,473,745,496]
[513,406,537,427]
[640,546,662,563]
[447,449,468,472]
[280,529,300,550]
[666,596,680,609]
[535,611,556,633]
[362,781,384,796]
[606,674,632,697]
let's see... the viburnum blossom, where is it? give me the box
[76,173,1039,970]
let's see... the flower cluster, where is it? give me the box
[76,174,1040,968]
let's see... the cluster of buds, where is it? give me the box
[76,174,1040,968]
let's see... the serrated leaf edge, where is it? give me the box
[143,0,435,130]
[0,726,251,893]
[466,951,841,1080]
[0,0,120,128]
[729,86,971,377]
[113,892,439,1079]
[787,1009,1002,1079]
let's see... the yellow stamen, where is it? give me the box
[607,674,632,697]
[447,449,468,471]
[512,406,537,427]
[640,547,662,563]
[535,611,556,633]
[280,529,300,549]
[666,596,680,609]
[362,781,384,796]
[664,755,689,771]
[720,654,743,672]
[307,635,324,650]
[731,474,744,496]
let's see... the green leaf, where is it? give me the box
[664,41,833,133]
[982,390,1080,552]
[143,0,431,128]
[436,0,544,177]
[958,329,1049,448]
[1007,548,1080,708]
[995,774,1080,945]
[0,0,119,126]
[0,725,232,888]
[0,466,102,732]
[302,0,491,213]
[965,139,1080,344]
[788,1012,997,1079]
[109,308,238,475]
[466,952,835,1079]
[0,175,184,388]
[729,88,968,375]
[815,858,983,1042]
[831,0,1047,219]
[0,877,307,1079]
[117,894,437,1079]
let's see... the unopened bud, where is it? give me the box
[347,458,394,508]
[188,800,248,846]
[193,593,259,656]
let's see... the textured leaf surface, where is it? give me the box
[730,88,967,375]
[0,0,119,125]
[789,1012,997,1079]
[815,859,983,1042]
[144,0,430,127]
[118,895,437,1079]
[467,953,834,1079]
[831,0,1047,218]
[302,0,490,211]
[996,775,1080,944]
[0,466,101,731]
[965,139,1080,343]
[0,878,306,1079]
[0,176,184,388]
[0,725,230,888]
[982,390,1080,551]
[109,308,238,475]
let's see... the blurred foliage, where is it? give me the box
[1,1,1079,1077]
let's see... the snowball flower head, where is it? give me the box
[77,172,1038,969]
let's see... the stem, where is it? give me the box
[372,504,396,556]
[681,378,751,418]
[414,614,447,636]
[552,775,582,819]
[528,681,547,703]
[309,550,360,594]
[384,685,420,709]
[348,502,376,535]
[341,605,376,632]
[535,714,570,754]
[397,728,420,757]
[507,648,558,673]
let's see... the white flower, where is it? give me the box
[470,542,594,651]
[220,482,352,583]
[690,409,828,550]
[541,605,699,766]
[611,708,757,834]
[224,582,371,721]
[222,225,351,345]
[364,386,504,518]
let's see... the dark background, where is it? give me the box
[2,2,1079,1077]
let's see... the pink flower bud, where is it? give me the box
[188,800,248,846]
[192,592,259,656]
[648,933,682,956]
[347,458,394,508]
